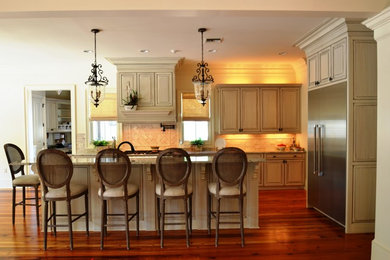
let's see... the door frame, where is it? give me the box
[24,85,76,164]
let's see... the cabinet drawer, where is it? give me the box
[265,153,304,160]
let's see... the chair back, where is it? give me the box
[212,147,247,187]
[36,149,73,191]
[156,148,191,187]
[95,148,131,189]
[117,141,135,153]
[4,143,26,180]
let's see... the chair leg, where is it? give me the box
[124,198,130,250]
[12,187,16,225]
[184,197,189,248]
[43,201,48,250]
[53,201,57,236]
[100,199,105,250]
[67,200,73,250]
[215,198,220,247]
[207,191,211,235]
[136,192,139,237]
[85,193,89,236]
[156,197,160,235]
[189,195,192,235]
[22,187,26,218]
[104,200,108,236]
[239,196,245,247]
[34,186,40,226]
[160,199,165,248]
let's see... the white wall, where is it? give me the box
[364,7,390,260]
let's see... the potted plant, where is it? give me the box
[93,140,109,152]
[122,89,139,111]
[190,138,204,152]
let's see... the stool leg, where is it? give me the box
[43,201,48,250]
[12,187,16,225]
[53,201,57,236]
[160,199,165,248]
[136,192,139,237]
[22,187,26,218]
[189,195,192,235]
[85,193,89,236]
[207,191,211,235]
[67,200,73,250]
[215,198,220,247]
[104,200,108,236]
[156,197,160,235]
[124,198,130,250]
[184,197,189,247]
[239,196,244,247]
[100,199,105,250]
[34,186,40,226]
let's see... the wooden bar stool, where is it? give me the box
[155,148,192,248]
[36,149,89,250]
[95,148,139,250]
[4,143,41,226]
[207,147,248,247]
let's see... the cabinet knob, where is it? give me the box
[239,128,243,132]
[278,128,283,132]
[293,155,297,157]
[315,81,320,85]
[329,77,333,81]
[273,155,276,158]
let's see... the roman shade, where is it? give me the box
[89,93,117,121]
[182,93,209,121]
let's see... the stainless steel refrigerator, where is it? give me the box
[308,83,347,226]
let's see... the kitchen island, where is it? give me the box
[44,153,264,231]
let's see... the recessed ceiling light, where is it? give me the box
[278,51,288,56]
[170,49,180,54]
[208,49,217,53]
[140,49,150,53]
[83,50,93,53]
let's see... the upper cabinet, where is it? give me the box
[307,38,347,88]
[108,57,181,123]
[217,84,300,134]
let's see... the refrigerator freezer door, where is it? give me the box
[308,83,347,225]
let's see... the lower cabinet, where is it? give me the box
[260,153,305,189]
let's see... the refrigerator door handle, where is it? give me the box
[313,124,317,175]
[318,124,324,176]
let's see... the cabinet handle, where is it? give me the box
[293,155,297,157]
[278,128,283,132]
[239,128,243,132]
[315,81,320,85]
[329,77,333,81]
[273,155,276,158]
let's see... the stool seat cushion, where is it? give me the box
[208,182,246,196]
[45,184,88,199]
[155,183,193,197]
[98,183,139,198]
[12,174,40,186]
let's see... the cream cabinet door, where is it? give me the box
[319,47,331,85]
[260,88,279,132]
[284,160,305,186]
[331,38,347,82]
[307,54,318,88]
[280,88,300,132]
[240,88,260,132]
[155,73,173,107]
[137,73,155,107]
[263,160,284,186]
[219,88,240,133]
[46,100,57,132]
[119,72,137,106]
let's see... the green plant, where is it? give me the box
[122,89,139,108]
[190,138,204,147]
[93,140,109,147]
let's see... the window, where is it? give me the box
[91,121,117,141]
[181,93,210,142]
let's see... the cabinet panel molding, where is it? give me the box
[352,165,376,222]
[260,88,279,132]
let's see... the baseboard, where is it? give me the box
[372,239,390,260]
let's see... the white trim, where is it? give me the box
[372,239,390,260]
[364,6,390,31]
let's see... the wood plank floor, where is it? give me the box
[0,189,373,259]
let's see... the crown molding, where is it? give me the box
[363,6,390,31]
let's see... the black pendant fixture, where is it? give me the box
[192,28,214,106]
[85,29,108,107]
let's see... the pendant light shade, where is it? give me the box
[192,28,214,106]
[85,29,108,108]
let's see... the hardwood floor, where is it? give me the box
[0,189,373,259]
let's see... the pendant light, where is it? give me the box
[85,29,108,107]
[192,28,214,106]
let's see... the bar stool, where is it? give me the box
[4,143,41,226]
[155,148,192,248]
[36,149,89,250]
[207,147,248,247]
[95,148,139,250]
